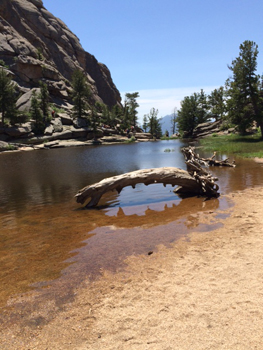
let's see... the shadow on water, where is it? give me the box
[1,141,263,327]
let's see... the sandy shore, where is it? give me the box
[1,186,263,349]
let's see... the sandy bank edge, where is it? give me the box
[1,186,263,349]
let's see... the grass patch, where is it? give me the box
[125,136,136,143]
[199,134,263,158]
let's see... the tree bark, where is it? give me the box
[75,166,219,207]
[74,146,234,208]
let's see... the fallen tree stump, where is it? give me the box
[75,166,219,207]
[75,146,234,207]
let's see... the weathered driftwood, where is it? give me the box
[75,146,232,207]
[182,147,236,168]
[75,167,219,207]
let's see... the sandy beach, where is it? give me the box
[1,185,263,349]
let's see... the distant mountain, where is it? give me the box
[160,114,178,136]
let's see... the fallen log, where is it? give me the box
[75,146,233,207]
[182,147,236,168]
[75,166,219,207]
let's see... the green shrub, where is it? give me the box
[0,59,9,68]
[125,136,136,143]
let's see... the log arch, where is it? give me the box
[75,146,234,207]
[75,167,218,207]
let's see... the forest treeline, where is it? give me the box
[1,40,262,140]
[0,60,162,137]
[176,40,263,138]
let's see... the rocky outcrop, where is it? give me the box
[0,0,121,109]
[192,120,222,138]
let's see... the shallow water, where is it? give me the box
[0,141,263,310]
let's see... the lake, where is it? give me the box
[0,140,263,312]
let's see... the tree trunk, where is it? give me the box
[75,146,235,208]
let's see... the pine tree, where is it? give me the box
[208,86,225,121]
[177,90,210,137]
[226,40,263,136]
[30,90,45,135]
[124,92,140,127]
[71,69,90,119]
[0,67,17,125]
[39,81,49,122]
[146,108,162,138]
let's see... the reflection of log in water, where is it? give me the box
[75,146,235,207]
[75,167,206,207]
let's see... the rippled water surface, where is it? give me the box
[1,140,263,308]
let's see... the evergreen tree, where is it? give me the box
[208,86,225,121]
[177,90,210,137]
[197,89,209,122]
[110,104,123,126]
[146,108,162,138]
[39,81,49,122]
[124,92,140,127]
[95,101,111,126]
[226,40,263,136]
[0,67,17,125]
[71,69,90,119]
[30,90,45,134]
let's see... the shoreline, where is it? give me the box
[1,185,263,349]
[0,137,156,154]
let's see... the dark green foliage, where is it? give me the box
[0,67,17,125]
[71,69,90,119]
[94,102,124,128]
[226,41,263,136]
[145,108,162,138]
[124,92,140,127]
[39,81,50,122]
[208,86,226,121]
[96,101,112,126]
[177,90,210,137]
[110,104,123,125]
[0,60,9,69]
[36,47,44,61]
[9,113,29,125]
[30,90,45,135]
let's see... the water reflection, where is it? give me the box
[0,141,263,313]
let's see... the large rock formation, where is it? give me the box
[0,0,121,109]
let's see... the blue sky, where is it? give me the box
[43,0,263,121]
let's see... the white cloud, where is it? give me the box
[121,86,220,123]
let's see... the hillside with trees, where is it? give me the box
[0,0,158,147]
[176,40,263,139]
